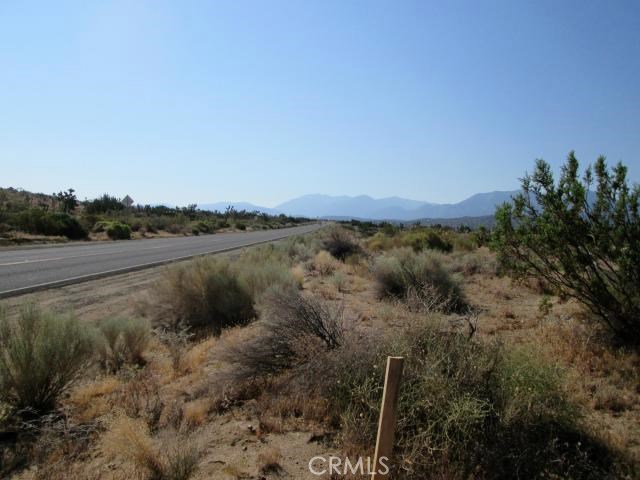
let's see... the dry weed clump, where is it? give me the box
[68,376,122,421]
[257,447,283,474]
[102,414,203,480]
[313,250,339,275]
[220,287,347,384]
[115,369,164,431]
[182,398,211,430]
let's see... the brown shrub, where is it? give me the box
[221,287,346,381]
[321,227,362,261]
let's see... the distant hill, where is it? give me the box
[272,191,518,220]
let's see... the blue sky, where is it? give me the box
[1,1,639,207]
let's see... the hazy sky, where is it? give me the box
[1,1,639,207]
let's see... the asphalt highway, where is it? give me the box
[0,224,321,298]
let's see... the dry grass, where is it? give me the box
[180,337,216,374]
[182,398,212,429]
[257,447,283,475]
[68,376,122,422]
[102,414,204,480]
[313,250,339,275]
[291,264,306,287]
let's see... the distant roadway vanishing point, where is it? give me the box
[0,223,321,298]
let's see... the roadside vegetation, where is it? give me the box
[0,188,310,245]
[0,156,638,478]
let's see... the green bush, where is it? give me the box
[373,248,466,312]
[84,194,125,214]
[494,152,640,345]
[328,321,623,479]
[0,305,94,415]
[401,228,453,253]
[13,209,87,239]
[106,222,131,240]
[194,221,211,233]
[97,317,151,373]
[237,258,299,300]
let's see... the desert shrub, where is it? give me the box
[473,225,491,247]
[450,232,476,251]
[448,248,498,276]
[147,257,255,334]
[494,152,640,346]
[238,243,292,267]
[102,415,203,480]
[13,209,87,239]
[238,260,299,299]
[401,228,453,253]
[373,248,466,312]
[321,227,362,261]
[194,221,210,234]
[156,325,193,371]
[166,223,186,234]
[150,215,171,232]
[312,250,339,275]
[283,235,320,262]
[232,244,300,298]
[366,232,397,252]
[91,220,110,233]
[106,221,131,240]
[84,194,125,214]
[235,223,246,230]
[0,305,94,415]
[97,317,151,373]
[328,321,625,479]
[330,271,347,292]
[222,287,345,379]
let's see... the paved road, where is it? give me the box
[0,224,321,298]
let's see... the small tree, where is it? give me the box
[493,152,640,345]
[54,188,78,213]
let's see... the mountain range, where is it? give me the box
[199,191,519,221]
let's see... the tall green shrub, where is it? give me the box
[493,152,640,345]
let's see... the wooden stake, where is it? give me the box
[371,356,404,479]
